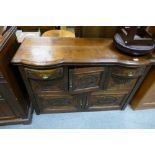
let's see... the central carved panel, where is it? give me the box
[74,74,100,89]
[69,67,105,94]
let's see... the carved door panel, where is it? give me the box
[69,67,106,94]
[107,66,144,91]
[35,92,80,113]
[86,90,127,110]
[25,67,68,93]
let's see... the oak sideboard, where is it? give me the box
[11,37,155,114]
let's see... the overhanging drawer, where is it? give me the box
[106,66,144,91]
[25,67,63,80]
[25,67,68,93]
[111,66,145,77]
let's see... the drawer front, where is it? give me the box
[25,67,68,93]
[111,66,144,77]
[35,92,79,113]
[29,79,66,93]
[69,67,105,94]
[107,66,144,91]
[25,67,63,80]
[87,90,126,110]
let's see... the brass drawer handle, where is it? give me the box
[80,99,83,109]
[128,71,134,77]
[41,74,49,79]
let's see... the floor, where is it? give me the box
[1,106,155,129]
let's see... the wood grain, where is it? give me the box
[0,27,32,125]
[12,37,155,67]
[12,37,155,114]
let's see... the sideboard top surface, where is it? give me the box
[12,37,155,67]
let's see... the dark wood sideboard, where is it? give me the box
[0,27,32,125]
[11,37,155,114]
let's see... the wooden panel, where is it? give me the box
[69,67,105,94]
[35,92,79,113]
[25,67,63,80]
[26,67,68,93]
[11,37,155,67]
[131,66,155,109]
[0,27,29,116]
[111,66,144,77]
[87,90,126,110]
[75,26,117,38]
[30,79,66,93]
[0,98,16,119]
[0,81,24,118]
[0,26,32,125]
[107,66,144,91]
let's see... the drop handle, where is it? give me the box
[86,102,89,106]
[80,100,83,109]
[69,79,73,88]
[41,74,49,79]
[128,71,134,77]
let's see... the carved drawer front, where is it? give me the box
[0,94,16,120]
[35,92,79,113]
[25,67,68,93]
[69,67,105,94]
[107,66,145,91]
[87,90,126,110]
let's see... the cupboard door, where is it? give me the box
[25,67,68,93]
[35,92,79,113]
[86,90,126,111]
[69,67,105,94]
[107,66,144,91]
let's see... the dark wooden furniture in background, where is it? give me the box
[75,26,117,38]
[0,27,32,125]
[11,37,155,114]
[131,65,155,110]
[17,26,56,35]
